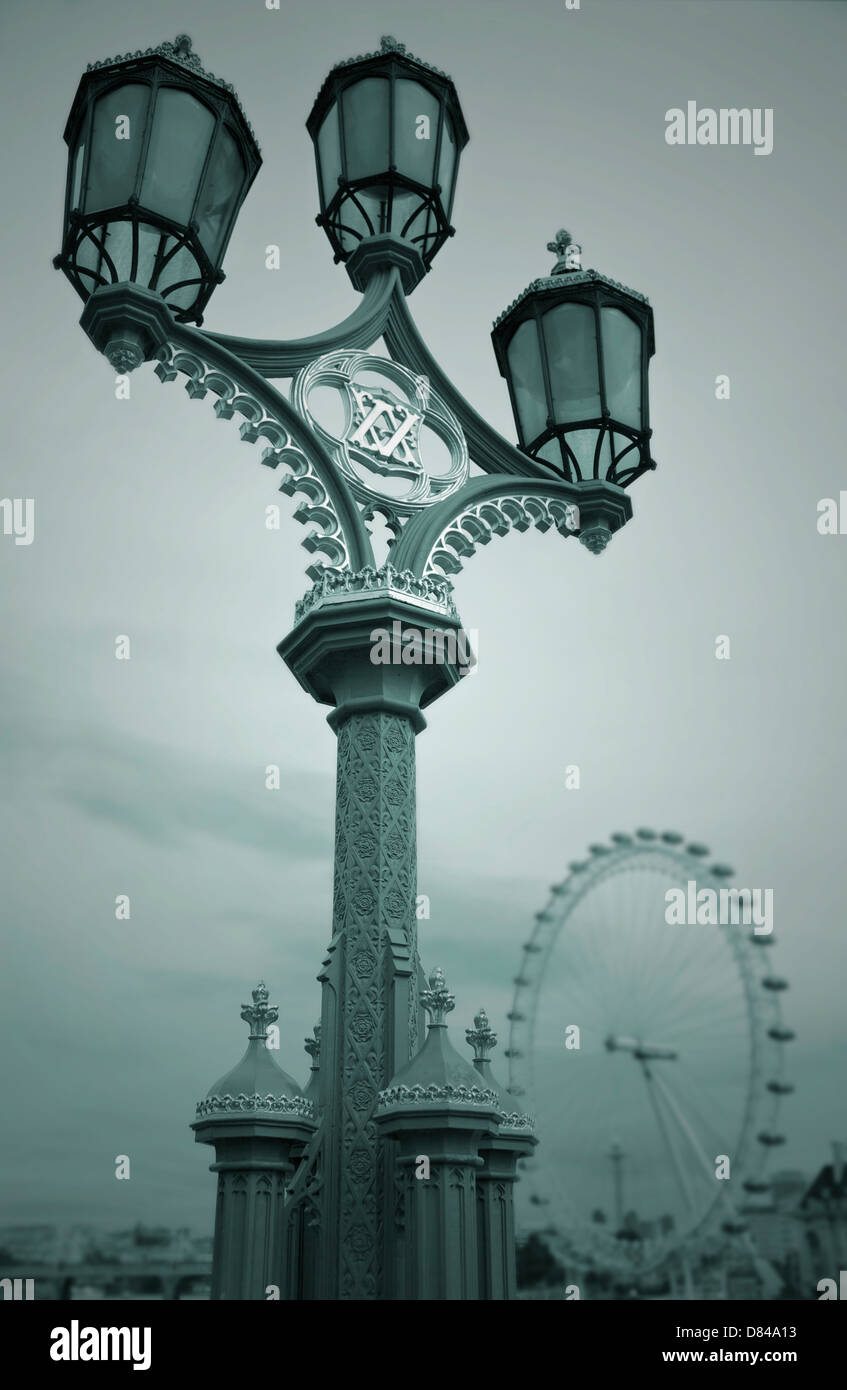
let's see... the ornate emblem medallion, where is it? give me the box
[292,352,469,513]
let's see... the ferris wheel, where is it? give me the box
[506,829,793,1281]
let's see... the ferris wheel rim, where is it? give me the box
[507,829,792,1273]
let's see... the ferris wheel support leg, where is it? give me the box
[650,1071,780,1296]
[640,1062,698,1218]
[651,1070,732,1194]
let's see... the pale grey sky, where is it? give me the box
[0,0,845,1234]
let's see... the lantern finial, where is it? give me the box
[547,229,582,275]
[240,980,279,1041]
[421,967,455,1026]
[304,1021,321,1062]
[466,1008,498,1061]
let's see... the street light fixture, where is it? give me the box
[307,35,469,293]
[492,228,657,493]
[54,32,658,1301]
[54,33,260,347]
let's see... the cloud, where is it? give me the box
[0,684,331,859]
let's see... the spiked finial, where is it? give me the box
[421,967,455,1026]
[240,981,278,1041]
[546,228,582,275]
[466,1008,497,1062]
[304,1021,321,1063]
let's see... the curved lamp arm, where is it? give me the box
[201,268,398,378]
[390,474,631,579]
[383,286,555,484]
[152,317,375,577]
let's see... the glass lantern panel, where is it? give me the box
[394,79,439,188]
[74,230,103,283]
[99,220,133,280]
[536,439,563,469]
[564,427,612,479]
[71,139,86,210]
[86,84,149,212]
[398,200,435,255]
[136,222,167,286]
[612,431,638,470]
[356,185,392,236]
[506,319,547,445]
[436,111,456,211]
[390,189,423,240]
[140,88,216,226]
[601,307,642,428]
[157,240,203,311]
[543,303,601,423]
[195,125,244,263]
[596,430,613,477]
[335,192,374,255]
[317,101,342,206]
[341,78,390,181]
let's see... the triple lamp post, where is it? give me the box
[54,33,657,1299]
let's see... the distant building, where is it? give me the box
[770,1170,808,1208]
[0,1225,59,1265]
[741,1167,812,1293]
[726,1263,760,1300]
[798,1141,847,1285]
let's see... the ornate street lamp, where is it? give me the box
[492,229,657,495]
[307,35,468,292]
[55,34,658,1301]
[54,34,260,365]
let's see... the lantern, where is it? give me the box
[307,36,469,290]
[55,34,260,326]
[492,231,657,486]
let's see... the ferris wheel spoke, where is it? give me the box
[640,1062,699,1218]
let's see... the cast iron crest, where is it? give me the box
[292,352,469,513]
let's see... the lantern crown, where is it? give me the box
[75,34,259,147]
